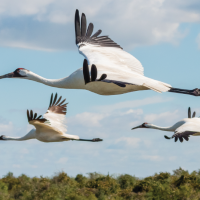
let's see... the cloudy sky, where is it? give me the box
[0,0,200,178]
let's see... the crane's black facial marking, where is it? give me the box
[142,122,148,128]
[0,135,5,140]
[0,68,27,79]
[13,68,27,78]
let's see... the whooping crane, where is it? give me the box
[131,107,200,142]
[0,93,103,143]
[0,10,200,97]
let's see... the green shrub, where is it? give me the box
[1,169,200,199]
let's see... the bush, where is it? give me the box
[1,169,200,199]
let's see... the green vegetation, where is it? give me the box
[1,168,200,199]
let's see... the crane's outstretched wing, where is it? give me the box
[27,93,68,134]
[43,93,68,134]
[188,107,196,118]
[27,109,54,132]
[164,122,199,142]
[75,9,144,76]
[82,59,171,93]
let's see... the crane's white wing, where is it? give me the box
[172,120,200,142]
[43,93,68,134]
[27,94,79,139]
[82,60,171,93]
[75,10,144,76]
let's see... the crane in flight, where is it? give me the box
[0,93,103,143]
[0,10,200,97]
[131,107,200,142]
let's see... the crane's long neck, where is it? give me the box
[147,124,175,132]
[26,71,75,89]
[3,130,36,141]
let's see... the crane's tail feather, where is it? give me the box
[143,79,171,93]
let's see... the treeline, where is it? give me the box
[0,168,200,200]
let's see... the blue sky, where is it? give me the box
[1,0,200,178]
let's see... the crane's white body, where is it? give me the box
[19,46,171,95]
[2,110,79,142]
[147,118,200,136]
[1,94,103,143]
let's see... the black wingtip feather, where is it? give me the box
[179,137,183,143]
[30,110,33,120]
[27,109,46,123]
[75,9,81,39]
[81,13,87,36]
[75,10,122,49]
[91,30,102,38]
[58,99,66,106]
[27,110,30,122]
[55,96,62,106]
[52,93,58,105]
[49,93,53,108]
[86,23,94,37]
[188,107,191,118]
[91,64,97,81]
[183,136,189,141]
[47,93,68,115]
[98,74,107,81]
[192,111,196,118]
[164,135,171,139]
[34,113,37,120]
[83,59,90,84]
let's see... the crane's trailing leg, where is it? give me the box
[72,138,103,142]
[169,87,200,96]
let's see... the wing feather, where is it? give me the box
[75,9,144,75]
[91,30,102,38]
[86,23,93,37]
[171,122,200,142]
[44,93,68,133]
[27,94,68,134]
[47,93,67,115]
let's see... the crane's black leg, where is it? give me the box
[168,87,200,96]
[71,138,103,142]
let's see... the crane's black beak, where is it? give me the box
[131,124,143,130]
[0,72,14,79]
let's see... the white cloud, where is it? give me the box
[70,112,107,127]
[0,0,199,50]
[96,96,172,113]
[12,164,21,168]
[0,121,13,133]
[142,155,163,161]
[115,137,141,148]
[20,148,29,154]
[144,110,180,124]
[56,157,68,164]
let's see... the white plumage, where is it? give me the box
[0,93,102,143]
[132,107,200,142]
